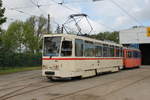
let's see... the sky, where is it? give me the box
[2,0,150,34]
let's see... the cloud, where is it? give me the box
[114,0,150,28]
[87,0,150,30]
[2,0,150,33]
[2,0,106,33]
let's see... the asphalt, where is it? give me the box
[0,66,150,100]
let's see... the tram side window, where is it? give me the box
[116,47,120,57]
[128,51,132,58]
[121,48,123,57]
[138,52,141,58]
[133,51,141,58]
[75,39,83,56]
[103,45,108,57]
[133,51,137,58]
[84,41,95,57]
[110,46,115,57]
[107,46,111,57]
[119,48,123,57]
[61,41,72,56]
[95,44,103,57]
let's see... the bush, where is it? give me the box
[0,52,42,68]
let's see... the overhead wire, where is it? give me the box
[8,6,36,9]
[4,0,61,34]
[50,0,81,13]
[30,0,39,8]
[50,0,115,32]
[109,0,143,26]
[30,0,60,25]
[85,14,116,32]
[30,0,62,33]
[56,0,143,30]
[5,0,117,32]
[58,0,97,4]
[30,0,47,14]
[97,20,115,31]
[5,2,53,10]
[7,7,34,16]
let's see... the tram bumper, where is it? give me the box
[45,71,55,75]
[43,70,56,76]
[43,70,69,78]
[42,70,81,78]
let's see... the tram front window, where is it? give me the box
[44,37,61,56]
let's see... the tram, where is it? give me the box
[123,47,141,68]
[42,34,124,80]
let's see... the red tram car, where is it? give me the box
[123,47,141,68]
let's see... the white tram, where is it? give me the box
[42,34,123,80]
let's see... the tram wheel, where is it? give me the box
[72,76,81,80]
[47,77,56,81]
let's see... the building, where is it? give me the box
[119,27,150,65]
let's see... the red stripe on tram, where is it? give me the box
[42,58,123,60]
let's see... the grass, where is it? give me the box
[0,66,41,75]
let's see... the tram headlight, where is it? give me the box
[42,65,48,69]
[53,65,59,70]
[43,65,59,70]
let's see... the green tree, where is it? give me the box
[90,31,119,43]
[0,0,6,32]
[2,21,24,52]
[0,29,5,48]
[107,31,119,43]
[0,21,42,67]
[24,15,48,53]
[2,15,48,54]
[26,15,48,38]
[23,21,40,53]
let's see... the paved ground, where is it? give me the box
[0,66,150,100]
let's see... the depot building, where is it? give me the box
[119,27,150,65]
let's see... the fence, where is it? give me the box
[0,52,42,68]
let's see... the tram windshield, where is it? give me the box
[44,37,61,56]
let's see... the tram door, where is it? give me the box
[61,40,72,56]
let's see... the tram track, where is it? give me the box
[0,68,149,100]
[0,79,44,92]
[102,74,150,97]
[49,69,150,100]
[0,81,65,100]
[0,71,40,81]
[0,72,41,87]
[0,85,27,92]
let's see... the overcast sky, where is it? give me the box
[2,0,150,34]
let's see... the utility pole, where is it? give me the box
[47,14,50,34]
[61,24,64,34]
[56,24,60,34]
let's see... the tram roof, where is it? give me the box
[123,47,140,51]
[43,34,123,47]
